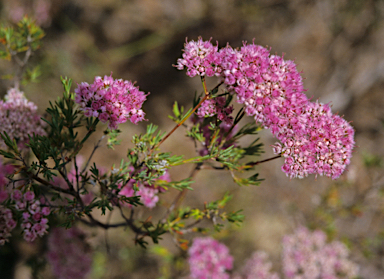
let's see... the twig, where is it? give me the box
[161,163,203,222]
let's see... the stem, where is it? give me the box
[12,35,33,90]
[240,154,282,169]
[161,162,203,222]
[29,173,74,196]
[150,94,209,154]
[81,134,105,174]
[149,78,223,154]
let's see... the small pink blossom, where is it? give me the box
[0,206,17,245]
[24,191,35,201]
[119,169,171,209]
[282,227,359,279]
[234,251,280,279]
[175,37,220,77]
[188,237,233,279]
[42,206,51,216]
[11,189,22,201]
[46,227,92,279]
[0,88,46,150]
[75,75,148,130]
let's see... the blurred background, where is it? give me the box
[1,0,384,278]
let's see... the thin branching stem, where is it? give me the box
[240,154,282,169]
[149,79,223,154]
[82,134,105,174]
[161,162,203,222]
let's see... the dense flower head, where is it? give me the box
[217,42,308,136]
[75,74,148,130]
[175,37,219,77]
[119,168,171,208]
[1,158,49,243]
[273,102,355,179]
[282,226,359,279]
[0,88,46,150]
[188,236,234,279]
[46,227,92,279]
[177,38,355,179]
[10,190,50,242]
[0,205,17,245]
[233,251,280,279]
[1,180,49,243]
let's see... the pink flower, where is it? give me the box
[0,206,17,245]
[0,88,46,150]
[196,96,234,124]
[46,227,92,279]
[188,237,233,279]
[119,169,171,209]
[0,190,8,203]
[11,189,22,201]
[234,251,280,279]
[274,102,355,179]
[24,191,35,201]
[175,37,220,77]
[177,38,355,179]
[75,75,148,130]
[282,227,359,279]
[42,206,50,216]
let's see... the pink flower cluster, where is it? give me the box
[46,227,92,279]
[11,189,50,242]
[282,227,359,279]
[0,88,46,150]
[175,38,220,77]
[0,205,17,245]
[176,38,355,179]
[196,96,234,124]
[188,227,359,279]
[233,251,280,279]
[273,102,355,179]
[75,74,148,130]
[188,237,234,279]
[119,168,171,208]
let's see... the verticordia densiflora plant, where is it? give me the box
[0,18,357,278]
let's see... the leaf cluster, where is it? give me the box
[165,192,244,237]
[0,16,44,60]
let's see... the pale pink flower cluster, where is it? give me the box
[119,169,171,208]
[196,96,234,124]
[233,251,280,279]
[0,88,46,150]
[273,102,355,179]
[188,227,359,279]
[175,38,220,77]
[75,74,148,130]
[282,227,359,279]
[10,189,50,242]
[0,205,17,245]
[8,0,52,26]
[176,38,355,179]
[0,159,16,245]
[46,227,92,279]
[188,237,234,279]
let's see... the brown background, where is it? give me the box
[1,0,384,278]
